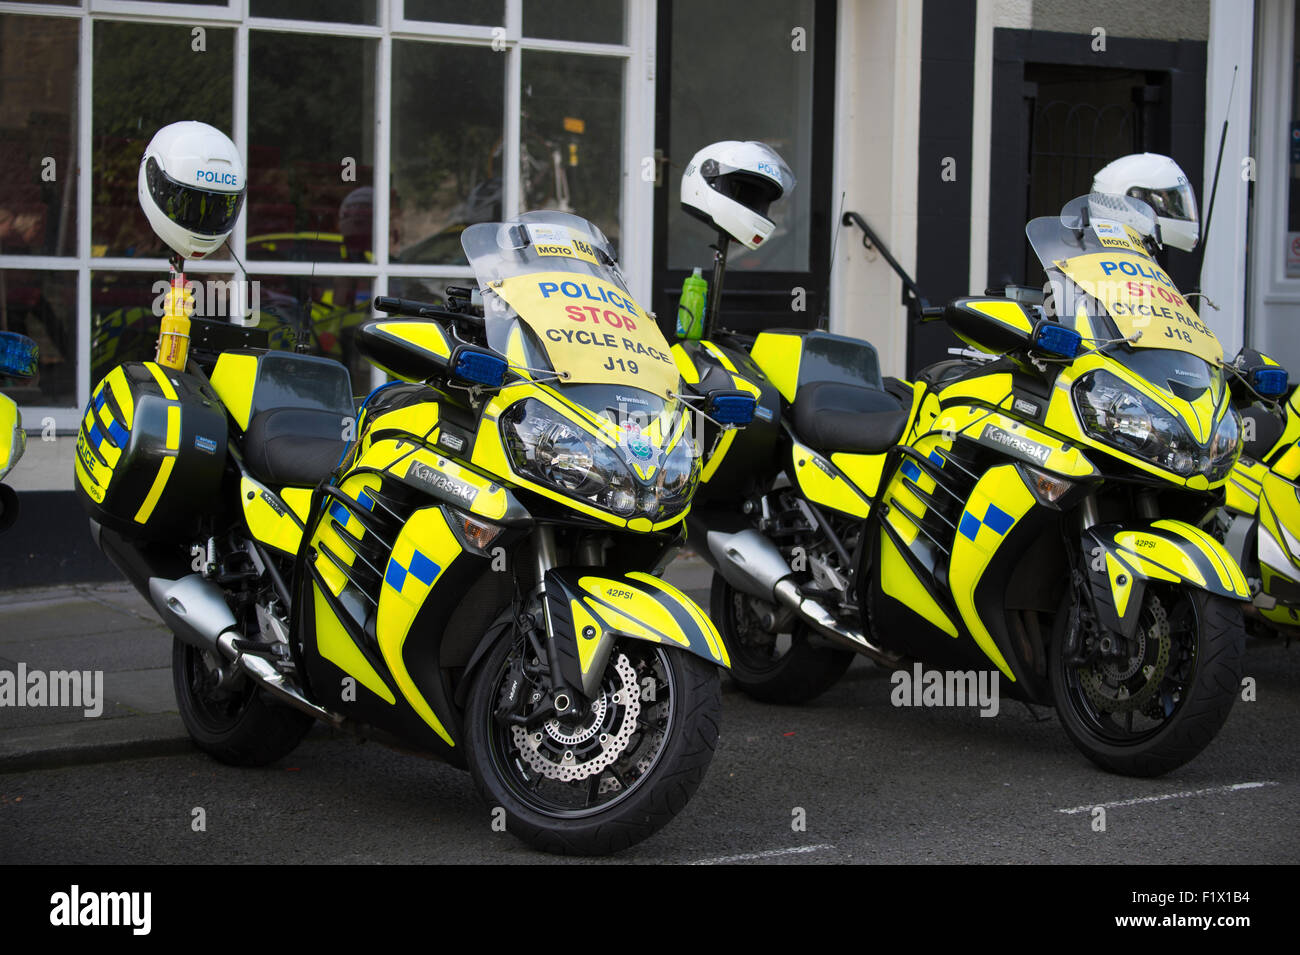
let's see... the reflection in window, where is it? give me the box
[93,22,234,260]
[523,0,624,45]
[0,16,79,257]
[391,42,505,266]
[404,0,503,26]
[2,270,76,407]
[249,275,373,393]
[665,0,813,273]
[248,33,376,263]
[521,53,624,251]
[251,1,377,26]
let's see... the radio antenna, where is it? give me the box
[1194,65,1237,295]
[818,191,846,331]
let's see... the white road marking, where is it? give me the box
[689,844,835,865]
[1056,780,1280,815]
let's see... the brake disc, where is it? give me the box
[511,653,641,782]
[1080,597,1171,714]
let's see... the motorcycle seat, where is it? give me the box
[243,407,349,487]
[793,380,908,455]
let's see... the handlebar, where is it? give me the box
[373,296,453,319]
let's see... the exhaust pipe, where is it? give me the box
[149,574,341,725]
[704,529,902,669]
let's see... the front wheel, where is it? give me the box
[464,622,722,855]
[1049,586,1244,777]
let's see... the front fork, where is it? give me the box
[500,526,585,724]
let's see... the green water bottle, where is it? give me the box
[676,267,708,340]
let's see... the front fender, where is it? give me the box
[1083,519,1250,638]
[545,569,730,698]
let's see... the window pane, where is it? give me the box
[2,270,76,407]
[250,275,373,394]
[248,33,376,263]
[251,1,377,25]
[0,16,79,257]
[523,0,624,44]
[666,0,813,273]
[404,1,503,26]
[92,22,234,260]
[520,52,624,252]
[391,42,505,266]
[1289,4,1300,277]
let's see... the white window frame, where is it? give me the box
[0,0,654,430]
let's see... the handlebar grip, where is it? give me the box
[920,306,946,322]
[373,296,445,318]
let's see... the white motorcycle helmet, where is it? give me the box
[138,121,246,259]
[680,141,794,250]
[1092,153,1199,252]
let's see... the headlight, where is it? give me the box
[1073,370,1208,477]
[657,433,700,505]
[1207,407,1240,481]
[501,399,646,516]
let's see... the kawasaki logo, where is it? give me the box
[981,424,1051,466]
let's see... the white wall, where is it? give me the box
[829,0,923,379]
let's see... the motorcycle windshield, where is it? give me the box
[462,212,680,408]
[1027,193,1223,365]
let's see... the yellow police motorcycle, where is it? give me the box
[1,332,39,532]
[76,211,746,854]
[683,193,1250,776]
[1212,353,1300,633]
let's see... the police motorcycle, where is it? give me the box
[77,122,746,854]
[673,140,1250,776]
[0,332,40,533]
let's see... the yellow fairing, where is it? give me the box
[0,394,18,475]
[1273,444,1300,482]
[1257,472,1300,585]
[749,331,802,402]
[210,352,259,430]
[1225,459,1266,516]
[313,583,396,705]
[375,506,463,745]
[832,452,887,498]
[791,442,870,518]
[948,464,1033,679]
[879,533,958,637]
[240,476,305,556]
[551,570,728,697]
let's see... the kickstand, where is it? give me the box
[1019,700,1051,723]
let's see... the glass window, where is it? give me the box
[523,0,624,45]
[248,32,377,263]
[665,0,813,273]
[0,16,79,257]
[92,21,234,260]
[391,41,505,266]
[520,52,624,252]
[2,270,77,407]
[404,1,503,26]
[249,275,374,393]
[251,1,377,26]
[1289,4,1300,277]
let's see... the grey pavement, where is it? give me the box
[0,552,717,772]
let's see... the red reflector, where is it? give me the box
[192,251,205,258]
[752,235,763,245]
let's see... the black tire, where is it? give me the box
[464,622,722,855]
[172,637,313,767]
[712,572,854,704]
[1049,586,1244,777]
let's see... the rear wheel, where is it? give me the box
[711,572,854,704]
[172,637,313,767]
[1050,586,1244,777]
[465,620,721,855]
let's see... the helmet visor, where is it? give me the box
[145,157,245,237]
[1128,182,1197,223]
